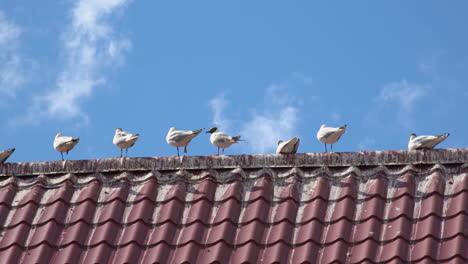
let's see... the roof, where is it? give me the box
[0,149,467,263]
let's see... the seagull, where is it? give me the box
[53,132,80,161]
[276,137,300,154]
[113,128,140,157]
[166,127,203,156]
[316,124,347,152]
[206,127,242,155]
[0,148,15,163]
[408,133,450,150]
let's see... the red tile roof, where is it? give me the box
[0,149,467,263]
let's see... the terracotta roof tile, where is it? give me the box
[0,149,467,263]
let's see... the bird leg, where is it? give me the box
[120,149,123,157]
[126,148,128,157]
[324,144,327,152]
[184,145,188,153]
[61,152,64,161]
[177,147,180,157]
[331,144,333,152]
[217,147,220,155]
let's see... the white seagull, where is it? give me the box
[206,127,242,155]
[316,124,347,152]
[113,128,140,157]
[166,127,203,156]
[0,148,15,163]
[53,132,80,160]
[408,133,450,150]
[276,137,300,154]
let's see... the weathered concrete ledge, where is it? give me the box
[0,148,467,176]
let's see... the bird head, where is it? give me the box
[55,132,62,138]
[206,127,218,134]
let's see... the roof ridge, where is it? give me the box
[1,148,467,176]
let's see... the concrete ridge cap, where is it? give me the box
[0,148,467,177]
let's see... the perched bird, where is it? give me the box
[408,133,450,150]
[53,132,80,161]
[113,128,140,157]
[206,127,242,155]
[276,137,300,154]
[0,148,15,163]
[166,127,203,156]
[316,124,347,152]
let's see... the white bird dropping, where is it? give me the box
[206,127,242,155]
[276,137,300,154]
[113,128,140,157]
[316,124,347,152]
[166,127,203,156]
[408,133,449,150]
[53,132,80,160]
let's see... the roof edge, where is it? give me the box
[1,148,467,177]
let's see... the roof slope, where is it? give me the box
[0,149,467,263]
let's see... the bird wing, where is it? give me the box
[318,127,340,140]
[0,149,14,163]
[293,138,300,153]
[413,135,448,149]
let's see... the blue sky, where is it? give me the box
[1,1,467,162]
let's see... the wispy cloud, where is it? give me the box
[209,92,232,132]
[357,136,376,151]
[209,74,308,154]
[240,105,298,154]
[378,79,429,112]
[15,0,131,125]
[240,84,300,154]
[371,79,430,128]
[0,11,25,97]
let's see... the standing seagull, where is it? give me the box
[276,137,300,154]
[0,148,15,163]
[206,127,242,155]
[53,132,80,161]
[408,133,450,150]
[113,128,140,157]
[316,124,347,152]
[166,127,203,156]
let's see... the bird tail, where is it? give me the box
[193,129,203,135]
[7,148,15,152]
[232,136,243,142]
[340,124,348,130]
[72,137,80,142]
[440,133,450,138]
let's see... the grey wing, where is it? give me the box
[217,133,235,143]
[119,131,131,137]
[413,136,435,148]
[168,131,190,142]
[321,130,338,140]
[292,138,300,153]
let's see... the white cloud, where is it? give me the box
[209,79,302,154]
[357,137,376,151]
[241,106,298,154]
[378,79,429,112]
[0,12,20,45]
[369,79,430,129]
[16,0,131,124]
[209,93,232,132]
[0,11,24,97]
